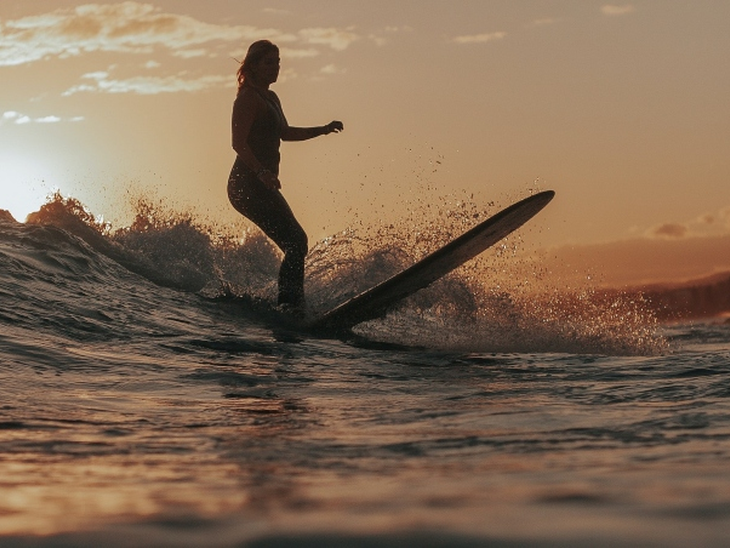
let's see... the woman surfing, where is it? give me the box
[227,40,343,315]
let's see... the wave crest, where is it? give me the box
[15,192,666,355]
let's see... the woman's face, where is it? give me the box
[253,51,280,85]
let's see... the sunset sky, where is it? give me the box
[1,1,729,283]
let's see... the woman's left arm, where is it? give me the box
[282,121,344,141]
[272,92,343,141]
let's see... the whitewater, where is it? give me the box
[1,195,729,547]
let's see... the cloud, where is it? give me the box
[298,27,359,51]
[368,26,413,47]
[0,3,361,97]
[1,111,30,125]
[528,18,561,28]
[452,32,507,45]
[646,206,730,240]
[62,70,231,95]
[1,110,83,125]
[320,64,345,75]
[601,5,636,16]
[36,115,62,123]
[0,2,337,67]
[711,206,730,230]
[650,223,688,239]
[279,47,321,59]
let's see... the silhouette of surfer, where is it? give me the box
[227,40,343,313]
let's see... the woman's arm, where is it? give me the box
[270,91,343,142]
[281,121,344,141]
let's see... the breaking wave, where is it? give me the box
[2,192,667,355]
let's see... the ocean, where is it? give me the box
[1,196,729,547]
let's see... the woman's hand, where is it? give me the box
[258,168,281,190]
[324,121,344,134]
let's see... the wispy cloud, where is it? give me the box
[452,31,507,45]
[649,223,688,239]
[601,5,636,16]
[646,205,730,239]
[0,2,359,67]
[367,26,413,47]
[279,47,322,59]
[0,3,364,96]
[1,110,84,125]
[703,207,730,231]
[527,18,561,28]
[320,64,346,75]
[62,70,231,95]
[0,2,278,66]
[298,27,359,51]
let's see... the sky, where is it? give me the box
[1,1,729,284]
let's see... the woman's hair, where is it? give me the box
[237,40,279,91]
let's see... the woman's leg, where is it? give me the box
[228,167,308,307]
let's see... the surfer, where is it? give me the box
[227,40,343,313]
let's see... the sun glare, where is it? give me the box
[0,154,56,222]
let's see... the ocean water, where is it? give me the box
[1,197,729,547]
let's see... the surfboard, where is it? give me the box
[308,190,555,334]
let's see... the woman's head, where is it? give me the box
[237,40,280,90]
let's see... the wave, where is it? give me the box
[1,193,668,355]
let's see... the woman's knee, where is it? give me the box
[289,228,308,257]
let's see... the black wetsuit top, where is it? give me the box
[235,87,284,174]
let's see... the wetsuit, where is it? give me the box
[227,88,308,307]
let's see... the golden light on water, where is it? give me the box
[0,456,248,535]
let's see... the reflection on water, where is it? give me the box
[2,332,730,547]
